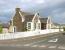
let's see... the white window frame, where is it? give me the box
[36,22,41,30]
[36,19,41,30]
[27,22,32,31]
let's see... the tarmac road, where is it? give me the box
[0,32,65,50]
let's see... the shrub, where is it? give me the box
[63,27,65,31]
[0,25,3,33]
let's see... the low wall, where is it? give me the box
[40,29,63,34]
[0,29,63,40]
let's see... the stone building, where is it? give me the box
[9,7,52,32]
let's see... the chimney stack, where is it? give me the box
[16,8,20,12]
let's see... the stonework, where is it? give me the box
[13,8,24,32]
[9,7,52,32]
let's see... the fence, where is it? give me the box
[0,29,63,40]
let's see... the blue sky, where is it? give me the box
[0,0,65,24]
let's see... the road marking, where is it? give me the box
[39,45,47,48]
[25,39,47,45]
[48,45,57,48]
[31,45,38,47]
[48,38,58,42]
[31,36,59,45]
[58,46,65,49]
[24,44,30,46]
[23,35,59,45]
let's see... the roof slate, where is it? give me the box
[25,15,34,22]
[15,8,48,23]
[39,18,48,23]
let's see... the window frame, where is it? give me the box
[27,22,31,31]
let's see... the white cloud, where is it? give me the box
[21,0,31,3]
[0,0,7,4]
[0,0,65,23]
[34,0,45,4]
[21,0,45,4]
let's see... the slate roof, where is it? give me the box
[19,11,34,22]
[19,11,48,23]
[20,11,48,23]
[24,15,34,22]
[39,18,48,23]
[15,8,48,23]
[20,11,33,16]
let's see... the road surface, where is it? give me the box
[22,32,65,50]
[0,32,65,50]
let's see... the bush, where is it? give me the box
[63,27,65,31]
[0,25,3,33]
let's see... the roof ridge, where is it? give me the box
[39,17,48,18]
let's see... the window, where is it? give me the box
[27,22,31,31]
[34,23,36,30]
[36,23,41,29]
[38,23,41,29]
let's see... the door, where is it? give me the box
[41,23,46,30]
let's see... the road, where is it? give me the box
[0,32,65,50]
[22,32,65,50]
[0,46,64,50]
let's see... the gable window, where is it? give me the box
[27,22,31,31]
[38,23,41,29]
[36,23,41,30]
[34,23,36,30]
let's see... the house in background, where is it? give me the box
[9,18,15,33]
[9,7,52,32]
[51,23,60,29]
[2,23,9,33]
[51,22,64,31]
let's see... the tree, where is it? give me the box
[63,27,65,31]
[0,24,3,33]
